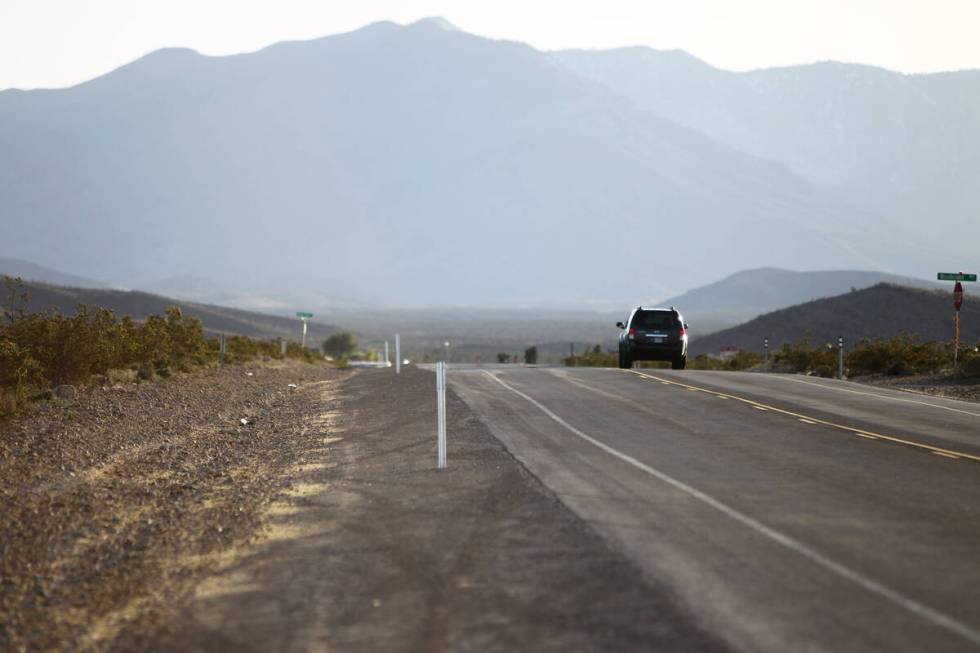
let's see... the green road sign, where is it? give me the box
[295,311,313,318]
[937,273,978,282]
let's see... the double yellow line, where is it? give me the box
[628,370,980,464]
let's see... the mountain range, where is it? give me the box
[1,18,976,307]
[690,283,977,356]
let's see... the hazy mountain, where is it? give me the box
[690,283,977,355]
[3,279,338,342]
[554,48,980,241]
[0,19,960,306]
[0,258,109,289]
[654,267,941,334]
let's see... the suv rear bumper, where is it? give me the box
[625,342,686,361]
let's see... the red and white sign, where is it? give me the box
[953,281,964,311]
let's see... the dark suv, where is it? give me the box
[617,307,688,369]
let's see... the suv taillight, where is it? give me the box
[678,327,686,338]
[628,328,636,338]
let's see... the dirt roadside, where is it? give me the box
[1,360,346,652]
[151,366,726,652]
[854,374,980,403]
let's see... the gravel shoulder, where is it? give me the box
[1,360,345,652]
[854,374,980,403]
[153,366,725,652]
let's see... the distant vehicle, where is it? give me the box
[616,307,688,370]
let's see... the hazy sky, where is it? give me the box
[2,0,979,90]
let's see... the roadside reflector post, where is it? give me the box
[837,336,844,380]
[384,340,390,365]
[436,361,447,469]
[763,338,769,372]
[280,339,287,357]
[219,334,226,366]
[395,333,401,375]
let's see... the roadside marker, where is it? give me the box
[436,361,447,469]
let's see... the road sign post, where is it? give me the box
[295,312,313,349]
[763,338,769,372]
[937,274,975,370]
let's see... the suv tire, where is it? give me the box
[672,355,686,370]
[619,349,632,369]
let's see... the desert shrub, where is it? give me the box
[524,346,538,365]
[774,338,837,377]
[1,293,321,411]
[564,345,617,367]
[956,348,980,378]
[322,331,357,358]
[845,334,948,377]
[689,351,763,371]
[285,341,315,362]
[0,339,44,398]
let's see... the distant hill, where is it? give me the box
[554,48,980,246]
[0,18,945,306]
[1,279,338,343]
[0,258,108,289]
[691,283,979,355]
[657,268,940,334]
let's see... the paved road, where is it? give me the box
[445,365,980,653]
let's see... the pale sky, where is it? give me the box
[2,0,979,90]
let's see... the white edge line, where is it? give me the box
[775,376,980,418]
[482,370,980,647]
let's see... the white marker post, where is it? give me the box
[436,361,447,469]
[384,340,390,365]
[395,333,401,375]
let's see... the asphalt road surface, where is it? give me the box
[446,365,980,653]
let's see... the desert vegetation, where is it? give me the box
[771,334,980,378]
[1,277,318,416]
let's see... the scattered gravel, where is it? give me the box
[0,360,344,652]
[854,374,980,403]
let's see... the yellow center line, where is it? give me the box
[798,418,816,424]
[933,451,960,460]
[753,406,768,411]
[626,370,980,464]
[855,433,879,440]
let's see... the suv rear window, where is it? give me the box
[631,311,679,329]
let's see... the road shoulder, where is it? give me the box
[155,366,726,652]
